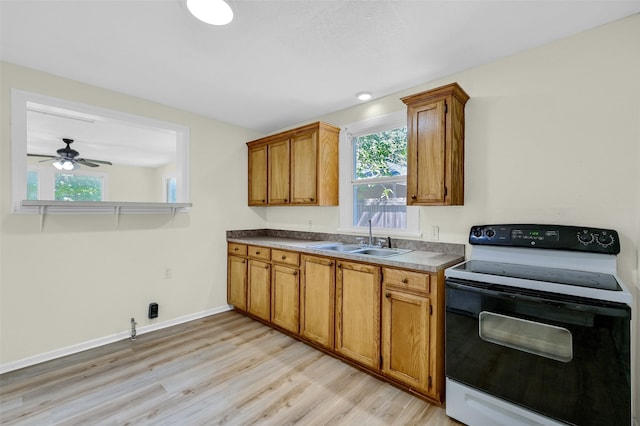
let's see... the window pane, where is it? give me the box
[167,177,177,203]
[27,171,39,200]
[353,127,407,180]
[353,182,407,229]
[55,174,103,201]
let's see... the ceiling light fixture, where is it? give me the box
[356,92,372,101]
[187,0,234,26]
[53,159,77,171]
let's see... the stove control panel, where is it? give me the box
[469,224,620,254]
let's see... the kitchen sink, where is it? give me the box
[307,242,412,258]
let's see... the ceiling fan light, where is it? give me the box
[187,0,234,26]
[53,160,64,170]
[62,160,75,171]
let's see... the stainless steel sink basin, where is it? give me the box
[308,242,411,258]
[309,243,363,252]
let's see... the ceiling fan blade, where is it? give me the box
[38,158,57,163]
[27,153,57,159]
[76,159,99,167]
[81,158,112,165]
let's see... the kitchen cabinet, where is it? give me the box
[247,144,268,206]
[401,83,469,206]
[300,254,335,349]
[335,260,381,370]
[227,243,248,311]
[267,139,290,205]
[246,122,339,206]
[381,267,442,401]
[271,249,300,334]
[247,246,271,321]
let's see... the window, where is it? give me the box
[339,111,420,236]
[166,177,177,203]
[27,166,106,201]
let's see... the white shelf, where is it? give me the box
[20,200,192,230]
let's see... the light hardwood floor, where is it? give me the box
[0,311,463,425]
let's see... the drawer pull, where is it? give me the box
[411,194,417,200]
[234,247,239,251]
[293,271,298,276]
[281,255,287,260]
[255,251,260,255]
[402,278,409,284]
[385,292,391,298]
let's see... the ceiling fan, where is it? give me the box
[27,138,113,170]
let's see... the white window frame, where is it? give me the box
[338,111,421,238]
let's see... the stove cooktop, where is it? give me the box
[452,260,621,291]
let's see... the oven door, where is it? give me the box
[446,278,631,426]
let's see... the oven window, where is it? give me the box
[479,312,573,362]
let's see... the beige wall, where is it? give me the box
[1,61,265,366]
[1,12,638,419]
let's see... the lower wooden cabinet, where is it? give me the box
[271,264,300,334]
[299,255,335,349]
[227,255,247,311]
[381,287,431,394]
[247,259,271,321]
[335,261,381,369]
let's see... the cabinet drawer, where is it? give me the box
[272,249,300,267]
[248,245,271,261]
[383,268,430,293]
[228,243,247,256]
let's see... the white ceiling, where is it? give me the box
[2,0,639,135]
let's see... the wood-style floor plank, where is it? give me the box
[0,311,463,425]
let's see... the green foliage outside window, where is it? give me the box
[55,174,103,201]
[354,127,407,179]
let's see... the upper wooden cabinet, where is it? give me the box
[247,122,340,206]
[401,83,469,206]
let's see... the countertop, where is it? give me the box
[227,234,465,273]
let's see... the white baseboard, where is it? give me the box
[0,305,232,375]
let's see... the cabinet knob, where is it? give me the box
[241,260,245,264]
[402,278,408,284]
[293,271,298,276]
[411,195,417,200]
[234,247,238,251]
[337,263,342,268]
[385,292,391,298]
[255,251,260,255]
[284,199,288,202]
[262,199,266,203]
[310,197,314,201]
[264,265,269,269]
[281,255,286,260]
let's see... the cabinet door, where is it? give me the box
[248,144,268,206]
[407,99,446,204]
[268,139,290,205]
[290,130,317,204]
[271,265,300,334]
[227,255,247,311]
[247,260,271,321]
[335,261,381,369]
[381,288,431,394]
[300,255,335,349]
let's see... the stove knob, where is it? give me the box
[485,229,496,238]
[472,228,483,238]
[595,232,615,248]
[577,230,594,245]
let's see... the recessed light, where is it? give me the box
[187,0,234,26]
[356,92,372,101]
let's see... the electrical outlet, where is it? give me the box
[163,267,172,279]
[431,226,440,241]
